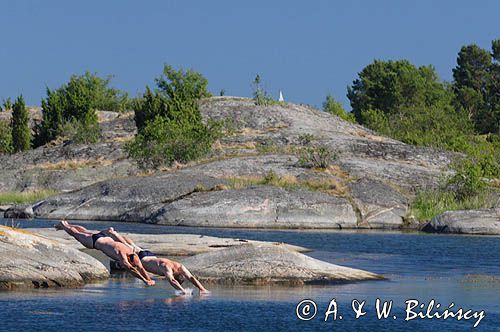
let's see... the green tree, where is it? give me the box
[0,120,12,154]
[11,95,30,152]
[2,97,12,111]
[35,72,125,146]
[129,65,220,168]
[252,74,275,105]
[322,95,355,122]
[347,59,474,152]
[347,59,450,123]
[452,40,500,134]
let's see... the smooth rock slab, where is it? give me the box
[182,243,383,284]
[26,228,309,256]
[154,185,358,229]
[3,204,34,219]
[423,208,500,235]
[0,226,109,289]
[33,173,228,221]
[349,178,408,229]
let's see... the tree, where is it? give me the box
[35,72,126,146]
[11,95,30,152]
[129,65,220,168]
[252,74,275,105]
[347,59,450,123]
[322,95,355,122]
[0,120,12,154]
[452,40,500,134]
[347,59,473,152]
[2,97,12,111]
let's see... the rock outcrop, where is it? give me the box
[0,226,109,289]
[3,97,463,229]
[182,243,384,284]
[3,204,34,219]
[422,208,500,235]
[349,178,409,229]
[154,185,357,228]
[33,173,228,221]
[26,228,309,255]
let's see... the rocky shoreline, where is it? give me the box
[1,97,498,235]
[0,225,108,289]
[0,225,382,289]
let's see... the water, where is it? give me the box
[0,219,499,331]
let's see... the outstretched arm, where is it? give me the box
[118,253,154,286]
[181,265,208,294]
[165,269,187,294]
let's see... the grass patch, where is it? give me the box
[410,189,498,221]
[32,158,113,170]
[0,190,57,204]
[225,170,348,196]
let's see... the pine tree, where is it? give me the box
[11,95,31,152]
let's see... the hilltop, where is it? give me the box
[0,97,479,229]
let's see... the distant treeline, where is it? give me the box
[0,40,498,178]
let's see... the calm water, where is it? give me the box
[0,219,499,331]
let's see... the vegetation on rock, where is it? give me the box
[128,65,220,168]
[11,95,31,152]
[0,120,12,154]
[323,95,355,123]
[252,74,277,106]
[34,72,127,146]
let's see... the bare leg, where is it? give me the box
[67,223,92,234]
[107,227,143,252]
[56,221,94,249]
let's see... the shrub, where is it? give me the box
[298,146,337,169]
[128,65,220,168]
[323,95,355,123]
[2,97,12,111]
[252,74,276,106]
[410,151,498,221]
[0,120,12,154]
[11,95,30,152]
[35,72,126,146]
[127,115,221,169]
[298,133,316,145]
[60,116,101,144]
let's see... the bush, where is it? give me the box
[127,115,221,169]
[0,120,12,154]
[410,151,498,221]
[2,97,12,111]
[252,74,276,106]
[35,72,126,146]
[60,116,101,144]
[298,133,317,145]
[128,65,220,168]
[323,95,355,123]
[298,146,337,169]
[11,95,30,152]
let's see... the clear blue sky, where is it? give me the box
[0,0,498,109]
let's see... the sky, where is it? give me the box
[0,0,499,109]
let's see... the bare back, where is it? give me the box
[141,256,182,276]
[95,237,133,261]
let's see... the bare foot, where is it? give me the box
[146,280,155,286]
